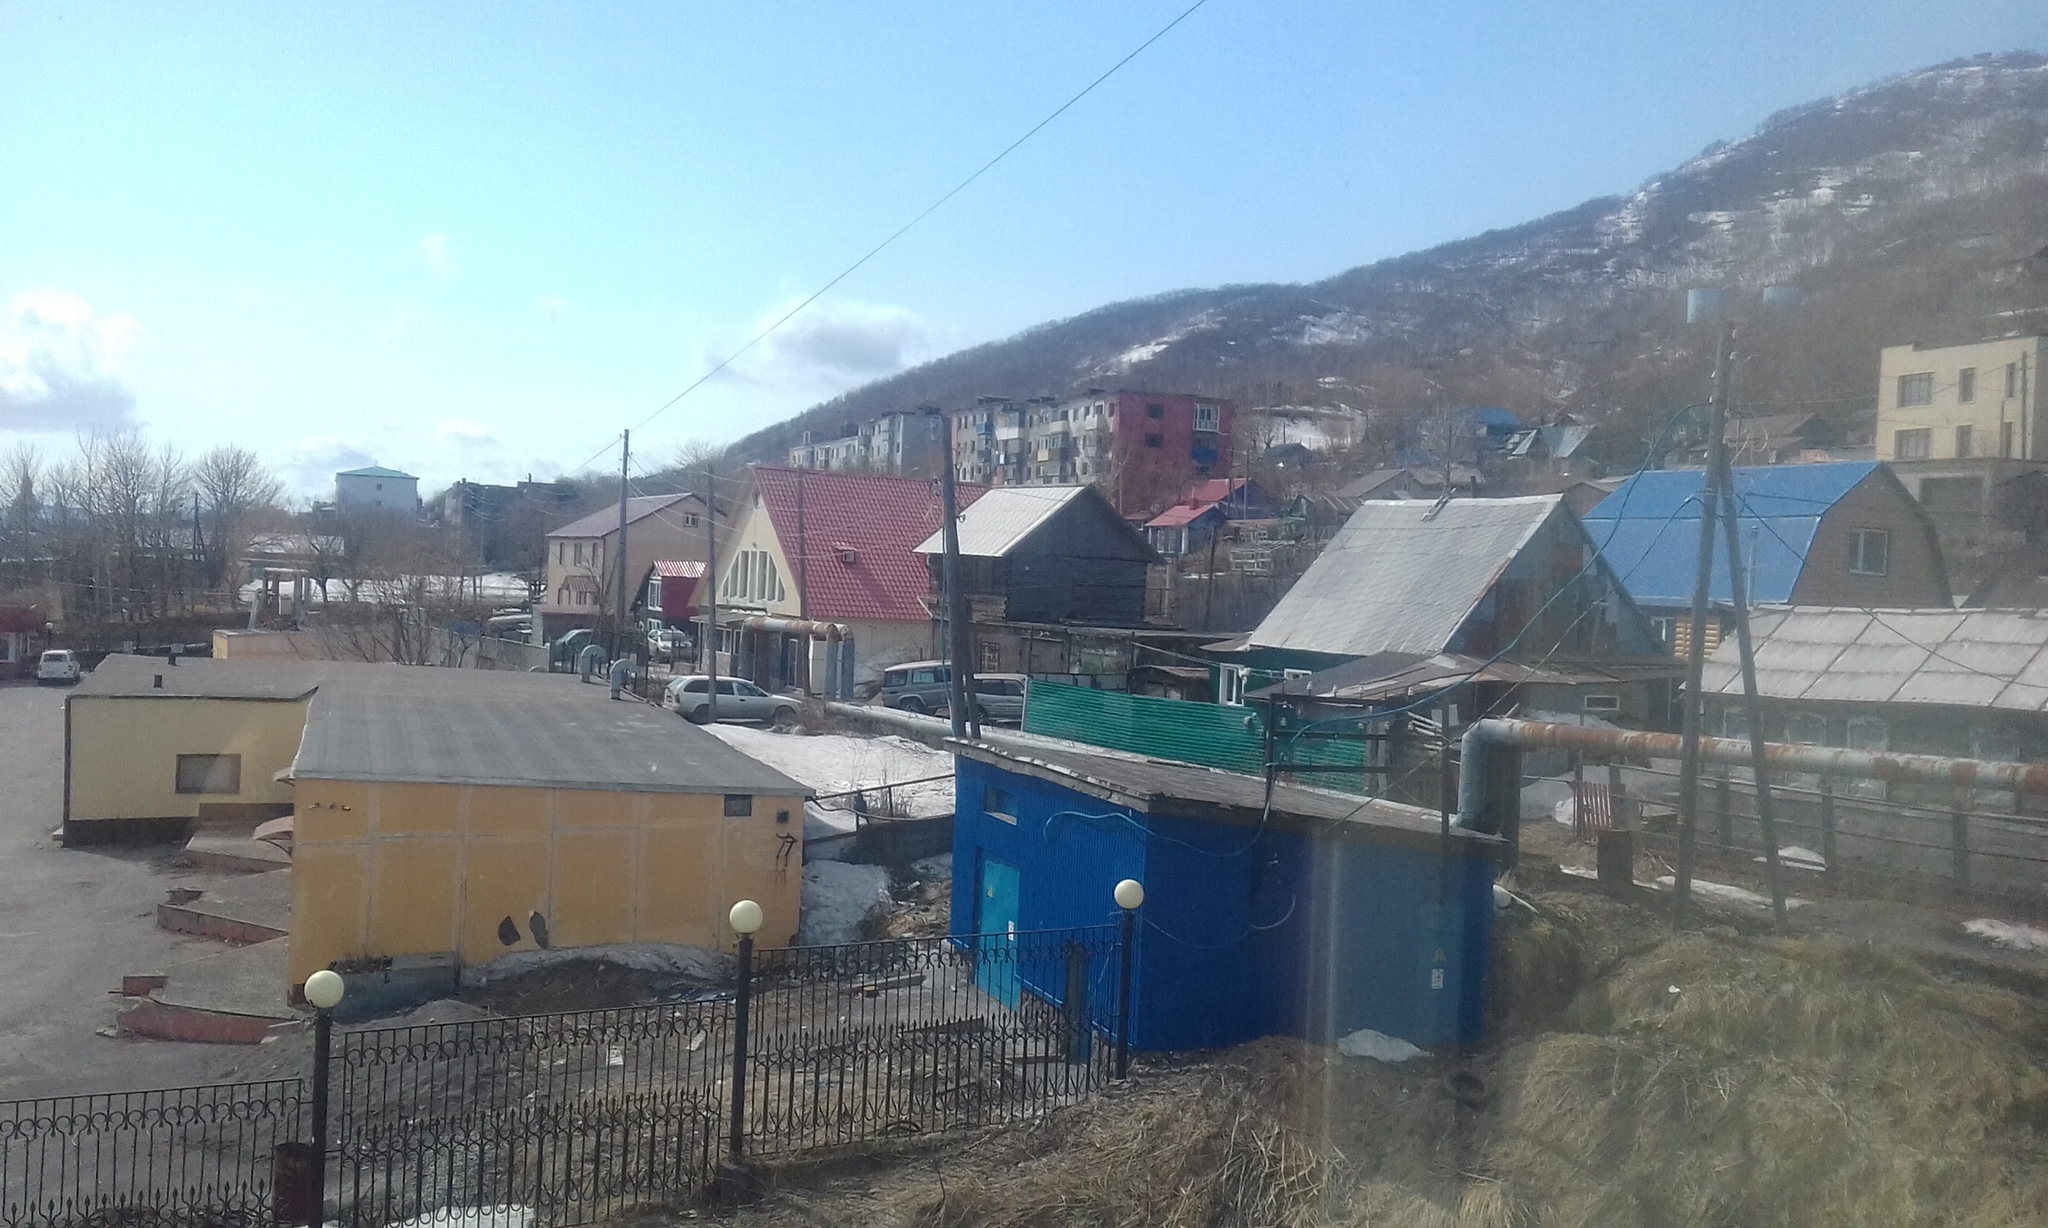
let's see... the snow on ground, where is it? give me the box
[799,862,894,946]
[1653,876,1807,911]
[1336,1028,1424,1062]
[1756,846,1827,872]
[705,724,954,818]
[1963,918,2048,954]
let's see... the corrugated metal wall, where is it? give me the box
[1023,681,1369,784]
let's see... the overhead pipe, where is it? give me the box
[1456,716,2048,828]
[736,615,855,699]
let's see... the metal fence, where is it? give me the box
[0,1080,304,1228]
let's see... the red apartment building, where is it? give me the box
[951,391,1235,518]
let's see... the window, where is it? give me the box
[2003,421,2016,458]
[176,754,242,795]
[1218,665,1248,706]
[647,579,662,610]
[723,794,753,817]
[1955,424,1973,458]
[724,549,786,604]
[683,512,699,527]
[980,640,1002,672]
[2009,362,2021,398]
[1146,404,1165,419]
[1959,367,1976,403]
[1849,528,1890,577]
[1896,372,1934,407]
[1195,403,1219,431]
[1582,694,1622,713]
[983,785,1016,822]
[1893,428,1930,460]
[556,542,565,566]
[1649,616,1676,649]
[1144,433,1163,448]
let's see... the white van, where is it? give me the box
[36,649,82,686]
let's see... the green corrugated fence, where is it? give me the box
[1022,680,1369,788]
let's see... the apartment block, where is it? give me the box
[787,411,947,477]
[949,390,1234,517]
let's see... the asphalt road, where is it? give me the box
[0,682,272,1099]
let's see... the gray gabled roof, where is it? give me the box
[548,493,698,541]
[1701,607,2048,712]
[1246,496,1564,658]
[912,486,1087,558]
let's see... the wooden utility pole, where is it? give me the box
[703,463,719,724]
[1719,434,1790,930]
[1674,321,1734,924]
[613,430,631,662]
[937,411,974,740]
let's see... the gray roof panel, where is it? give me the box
[1705,607,2048,713]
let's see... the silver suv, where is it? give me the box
[877,660,951,714]
[956,674,1028,725]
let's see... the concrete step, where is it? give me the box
[155,869,291,943]
[118,938,296,1044]
[183,833,292,874]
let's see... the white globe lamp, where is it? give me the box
[728,898,764,936]
[304,968,345,1011]
[1113,879,1145,911]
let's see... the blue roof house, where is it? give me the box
[950,736,1504,1053]
[1582,461,1951,654]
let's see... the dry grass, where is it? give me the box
[727,889,2048,1228]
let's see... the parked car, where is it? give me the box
[666,675,798,726]
[647,627,691,663]
[877,660,951,714]
[36,649,81,686]
[945,674,1029,725]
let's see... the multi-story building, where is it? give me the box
[333,465,419,515]
[1876,335,2046,589]
[536,491,722,640]
[787,411,947,477]
[949,390,1233,517]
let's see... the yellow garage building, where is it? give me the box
[66,655,808,996]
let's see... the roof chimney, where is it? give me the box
[153,674,164,689]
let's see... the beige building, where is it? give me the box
[1877,336,2044,463]
[65,656,808,996]
[538,491,726,639]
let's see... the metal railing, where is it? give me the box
[0,1079,304,1228]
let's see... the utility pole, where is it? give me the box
[704,463,719,724]
[613,430,631,662]
[1718,430,1790,930]
[936,410,974,740]
[1674,321,1734,924]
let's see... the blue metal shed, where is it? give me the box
[1582,461,1881,606]
[949,739,1502,1053]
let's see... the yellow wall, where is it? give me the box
[67,696,310,821]
[289,779,805,988]
[716,491,803,617]
[1878,337,2046,460]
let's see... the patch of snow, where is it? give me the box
[460,944,731,988]
[1520,777,1574,823]
[1756,846,1826,872]
[1652,876,1807,911]
[803,802,860,862]
[799,862,893,946]
[705,724,954,818]
[1559,864,1599,881]
[1337,1028,1425,1062]
[1963,918,2048,954]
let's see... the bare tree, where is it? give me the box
[193,446,285,593]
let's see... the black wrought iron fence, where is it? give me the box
[0,1079,303,1228]
[738,926,1122,1156]
[332,1000,732,1227]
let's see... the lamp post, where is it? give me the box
[725,899,762,1169]
[1112,879,1142,1080]
[302,969,345,1228]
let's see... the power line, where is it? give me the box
[612,0,1214,444]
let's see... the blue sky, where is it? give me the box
[2,2,2044,499]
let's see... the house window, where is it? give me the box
[1955,424,1973,458]
[983,785,1017,823]
[176,754,242,795]
[683,512,699,527]
[1144,434,1163,449]
[723,794,753,817]
[1649,616,1676,649]
[1582,694,1622,713]
[1893,428,1930,460]
[1959,367,1976,403]
[574,541,586,564]
[1146,404,1165,419]
[1218,665,1248,706]
[980,640,1002,672]
[1849,529,1890,577]
[1195,403,1219,431]
[556,542,565,566]
[1896,372,1934,407]
[647,579,662,610]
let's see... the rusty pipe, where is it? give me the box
[1456,716,2048,828]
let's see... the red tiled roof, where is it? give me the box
[1187,477,1247,504]
[651,560,706,578]
[750,466,986,623]
[1145,502,1221,528]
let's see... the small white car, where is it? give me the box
[36,649,82,686]
[665,675,798,726]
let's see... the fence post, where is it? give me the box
[1715,767,1733,849]
[725,901,762,1174]
[1113,880,1143,1080]
[1951,786,1972,896]
[1819,777,1839,887]
[302,970,345,1228]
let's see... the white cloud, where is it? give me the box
[0,289,142,433]
[435,417,498,446]
[417,233,454,279]
[278,435,382,503]
[715,298,936,395]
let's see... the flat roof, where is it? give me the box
[952,736,1501,856]
[74,654,332,700]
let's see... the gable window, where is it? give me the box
[1195,403,1219,431]
[176,754,242,795]
[1955,424,1973,458]
[724,549,787,604]
[683,512,699,527]
[723,794,753,817]
[1958,367,1976,403]
[1893,428,1930,460]
[1896,372,1934,408]
[1849,528,1890,577]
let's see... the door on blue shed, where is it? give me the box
[975,854,1021,1006]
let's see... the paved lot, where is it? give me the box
[0,682,281,1099]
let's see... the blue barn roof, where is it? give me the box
[1581,462,1880,607]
